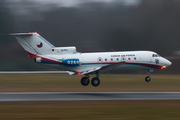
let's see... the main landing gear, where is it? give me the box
[145,70,153,82]
[81,76,90,86]
[81,72,100,87]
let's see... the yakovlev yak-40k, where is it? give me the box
[11,32,172,87]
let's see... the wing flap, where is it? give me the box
[66,67,101,75]
[67,61,125,75]
[80,67,102,75]
[80,62,125,74]
[100,62,125,72]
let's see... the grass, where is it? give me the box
[0,74,179,92]
[0,74,180,120]
[0,100,180,120]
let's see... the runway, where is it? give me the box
[0,92,180,102]
[0,71,66,74]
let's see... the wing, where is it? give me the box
[66,67,101,75]
[67,62,125,75]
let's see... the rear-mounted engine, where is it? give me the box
[34,57,42,63]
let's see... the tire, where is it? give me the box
[81,77,89,86]
[145,76,151,82]
[91,77,100,87]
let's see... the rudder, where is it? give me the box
[10,32,55,56]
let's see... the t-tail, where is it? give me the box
[10,32,55,57]
[10,32,77,58]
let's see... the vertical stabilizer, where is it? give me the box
[10,32,55,56]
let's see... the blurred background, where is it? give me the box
[0,0,179,73]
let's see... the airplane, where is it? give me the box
[10,32,172,87]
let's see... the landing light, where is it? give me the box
[161,66,166,69]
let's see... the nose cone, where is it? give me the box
[163,58,172,67]
[161,57,172,67]
[166,60,172,67]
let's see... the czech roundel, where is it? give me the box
[37,42,43,48]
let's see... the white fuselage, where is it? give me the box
[39,51,171,73]
[11,32,172,86]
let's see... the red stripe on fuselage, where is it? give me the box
[126,62,162,69]
[26,51,60,64]
[42,57,60,64]
[81,61,125,65]
[81,61,162,69]
[26,51,38,58]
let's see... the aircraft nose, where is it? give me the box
[161,57,172,67]
[164,59,172,67]
[166,60,172,67]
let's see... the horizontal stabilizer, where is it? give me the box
[10,32,35,36]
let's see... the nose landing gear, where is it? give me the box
[145,70,153,82]
[145,76,151,82]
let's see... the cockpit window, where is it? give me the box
[152,54,160,57]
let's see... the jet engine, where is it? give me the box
[34,57,42,63]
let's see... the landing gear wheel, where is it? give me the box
[91,77,100,87]
[145,76,151,82]
[81,77,89,86]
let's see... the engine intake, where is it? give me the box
[34,57,42,63]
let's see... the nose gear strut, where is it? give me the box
[145,70,153,82]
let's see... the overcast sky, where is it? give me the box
[10,0,141,7]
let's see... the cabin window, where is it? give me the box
[105,58,107,61]
[111,58,113,61]
[128,58,130,60]
[134,57,136,60]
[116,58,119,61]
[152,54,160,57]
